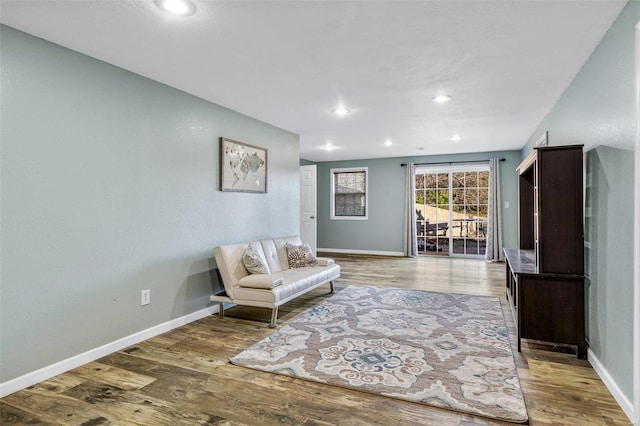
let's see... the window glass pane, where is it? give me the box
[465,188,478,205]
[436,189,448,205]
[452,188,464,204]
[415,174,425,189]
[477,220,488,237]
[465,205,478,216]
[418,236,427,252]
[465,171,478,187]
[425,189,437,204]
[478,171,489,187]
[478,239,486,255]
[452,172,465,188]
[437,237,449,252]
[477,205,488,219]
[453,238,464,254]
[478,188,489,203]
[466,239,478,255]
[437,173,448,188]
[335,171,365,194]
[435,206,448,222]
[335,194,365,216]
[425,174,437,188]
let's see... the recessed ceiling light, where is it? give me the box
[331,107,350,117]
[432,95,452,103]
[451,134,462,141]
[384,140,392,146]
[154,0,197,16]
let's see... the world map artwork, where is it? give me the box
[221,138,267,193]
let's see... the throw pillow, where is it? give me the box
[242,243,270,274]
[285,243,318,268]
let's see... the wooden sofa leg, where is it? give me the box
[329,281,335,294]
[218,302,224,319]
[269,307,279,328]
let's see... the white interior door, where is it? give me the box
[300,165,317,254]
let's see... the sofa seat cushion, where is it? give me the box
[232,264,340,304]
[237,274,284,290]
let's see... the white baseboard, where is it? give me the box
[317,248,405,257]
[588,348,636,423]
[0,305,219,398]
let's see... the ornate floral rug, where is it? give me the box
[230,285,528,423]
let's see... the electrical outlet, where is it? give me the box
[504,201,510,209]
[141,289,151,306]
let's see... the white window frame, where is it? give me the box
[330,167,368,220]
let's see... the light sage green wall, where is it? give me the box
[524,1,638,154]
[521,2,638,401]
[316,150,521,253]
[299,158,315,166]
[585,146,635,397]
[0,26,300,383]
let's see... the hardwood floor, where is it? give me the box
[0,254,630,425]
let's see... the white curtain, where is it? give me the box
[404,162,418,257]
[485,158,504,261]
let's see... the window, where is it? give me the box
[331,167,368,220]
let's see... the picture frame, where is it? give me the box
[220,137,268,193]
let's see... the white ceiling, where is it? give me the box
[0,1,627,162]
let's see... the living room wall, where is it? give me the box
[314,150,521,254]
[521,0,639,415]
[0,26,300,385]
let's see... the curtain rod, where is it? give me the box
[400,158,505,167]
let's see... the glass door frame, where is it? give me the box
[415,163,490,258]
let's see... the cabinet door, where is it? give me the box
[537,148,584,274]
[519,276,584,344]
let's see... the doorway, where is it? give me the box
[415,165,489,257]
[300,165,317,254]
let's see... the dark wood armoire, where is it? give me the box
[504,145,586,359]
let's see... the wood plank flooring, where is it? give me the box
[0,253,630,425]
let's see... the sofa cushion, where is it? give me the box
[237,274,284,289]
[260,239,282,273]
[263,236,302,272]
[242,243,270,274]
[286,243,318,268]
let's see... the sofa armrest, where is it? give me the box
[237,274,284,290]
[316,257,335,266]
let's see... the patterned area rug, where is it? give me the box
[231,285,528,423]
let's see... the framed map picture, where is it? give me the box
[220,137,268,193]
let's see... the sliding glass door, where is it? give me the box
[415,165,489,257]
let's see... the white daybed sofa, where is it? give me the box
[212,235,340,327]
